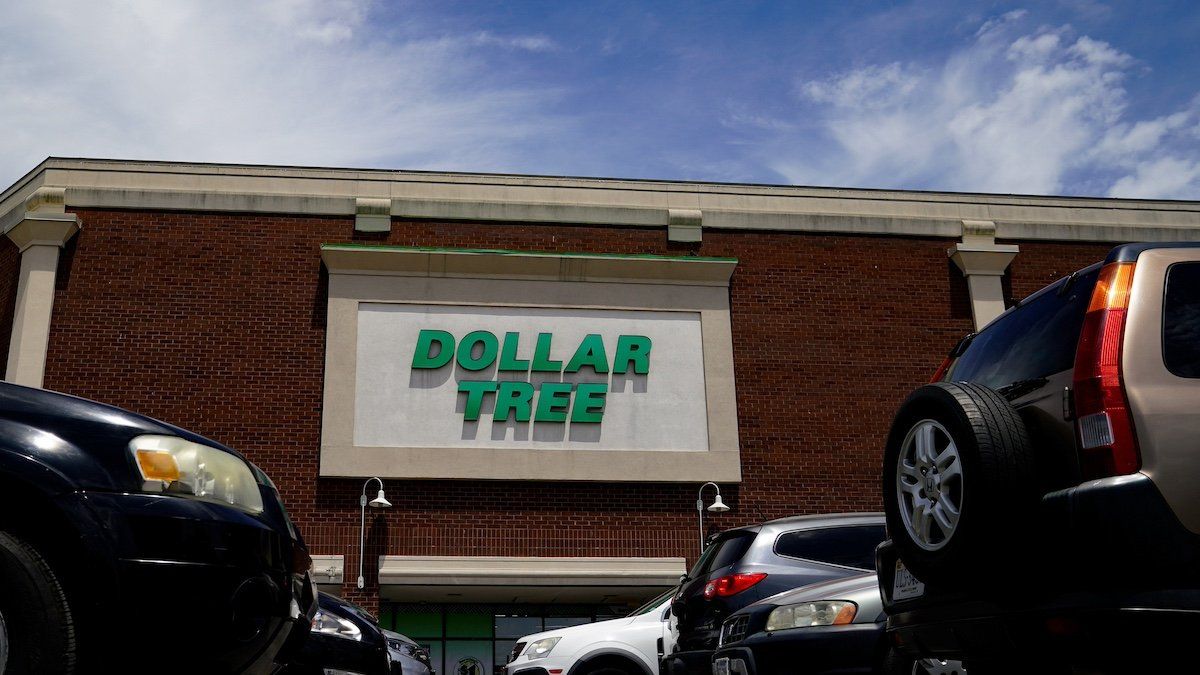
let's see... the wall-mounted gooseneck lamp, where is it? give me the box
[696,481,730,554]
[358,476,392,589]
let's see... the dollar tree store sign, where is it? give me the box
[352,304,710,453]
[411,329,651,424]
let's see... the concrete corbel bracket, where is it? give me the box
[947,244,1019,277]
[6,212,81,252]
[947,220,1019,330]
[355,197,392,233]
[668,208,703,243]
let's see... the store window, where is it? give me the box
[387,603,623,675]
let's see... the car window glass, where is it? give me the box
[774,524,886,570]
[627,589,674,617]
[1164,262,1200,378]
[950,269,1097,389]
[693,531,756,576]
[687,540,719,577]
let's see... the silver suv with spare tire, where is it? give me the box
[876,242,1200,672]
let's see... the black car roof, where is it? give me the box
[714,512,884,539]
[1106,242,1200,264]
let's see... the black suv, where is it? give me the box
[0,382,316,673]
[664,513,884,674]
[877,243,1200,671]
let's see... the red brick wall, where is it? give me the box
[41,208,1114,610]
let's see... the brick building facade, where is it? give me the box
[1,159,1192,672]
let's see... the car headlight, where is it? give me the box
[311,609,362,641]
[524,637,561,659]
[128,435,264,513]
[765,600,857,631]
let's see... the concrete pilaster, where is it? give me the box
[4,188,80,387]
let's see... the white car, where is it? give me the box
[505,590,675,675]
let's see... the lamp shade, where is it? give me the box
[707,494,730,512]
[369,489,392,508]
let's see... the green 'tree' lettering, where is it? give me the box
[612,335,652,374]
[411,329,454,369]
[498,332,530,371]
[531,333,563,372]
[564,334,610,374]
[494,381,534,422]
[571,382,607,423]
[456,330,498,371]
[534,382,573,422]
[458,380,498,421]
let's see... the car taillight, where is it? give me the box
[703,573,767,599]
[1072,261,1140,480]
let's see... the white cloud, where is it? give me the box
[1109,157,1200,199]
[469,31,558,53]
[0,0,568,185]
[757,12,1200,198]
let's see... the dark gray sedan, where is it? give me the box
[712,573,964,675]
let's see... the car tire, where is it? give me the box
[882,382,1037,582]
[0,530,77,674]
[880,646,969,675]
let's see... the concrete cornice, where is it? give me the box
[3,158,1200,242]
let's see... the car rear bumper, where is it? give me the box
[1040,472,1200,574]
[878,473,1200,666]
[888,599,1200,667]
[880,473,1200,612]
[711,624,881,675]
[72,490,316,673]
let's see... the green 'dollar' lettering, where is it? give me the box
[411,329,454,369]
[612,335,652,375]
[456,330,498,371]
[564,334,609,374]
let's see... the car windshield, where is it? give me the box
[627,589,674,617]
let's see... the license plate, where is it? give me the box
[714,657,731,675]
[893,559,926,600]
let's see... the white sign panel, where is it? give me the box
[354,304,710,452]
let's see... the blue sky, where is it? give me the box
[2,0,1199,197]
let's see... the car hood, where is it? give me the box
[383,629,419,647]
[0,381,258,492]
[516,615,634,644]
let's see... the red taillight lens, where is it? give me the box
[703,573,767,599]
[1072,261,1140,480]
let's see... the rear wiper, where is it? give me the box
[1057,270,1080,296]
[997,377,1049,400]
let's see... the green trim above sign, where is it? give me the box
[320,242,739,264]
